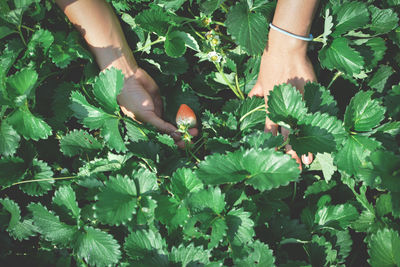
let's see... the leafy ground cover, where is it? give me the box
[1,0,400,266]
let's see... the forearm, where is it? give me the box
[268,0,319,54]
[55,0,137,76]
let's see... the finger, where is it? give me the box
[265,116,278,135]
[248,81,264,97]
[301,152,314,165]
[144,114,178,136]
[188,128,199,137]
[285,144,302,171]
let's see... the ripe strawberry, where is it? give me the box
[176,104,197,128]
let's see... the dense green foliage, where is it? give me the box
[1,0,400,266]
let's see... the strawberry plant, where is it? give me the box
[1,0,400,266]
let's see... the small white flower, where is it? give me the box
[210,35,220,46]
[207,51,221,63]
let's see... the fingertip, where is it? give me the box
[301,152,313,165]
[188,128,199,137]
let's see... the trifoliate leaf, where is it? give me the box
[234,240,276,266]
[241,131,284,150]
[197,148,300,191]
[332,2,369,36]
[267,83,307,127]
[100,117,126,152]
[0,157,26,187]
[93,68,124,114]
[164,31,187,58]
[20,159,53,197]
[226,2,268,55]
[187,187,225,215]
[94,175,137,225]
[319,37,364,76]
[28,203,77,246]
[226,208,255,246]
[368,228,400,267]
[75,226,121,267]
[0,121,20,156]
[69,91,110,129]
[169,243,210,266]
[7,106,52,141]
[0,198,21,230]
[344,91,385,132]
[239,97,266,132]
[124,229,166,261]
[315,203,359,230]
[135,6,171,35]
[303,82,338,116]
[369,6,399,34]
[304,180,337,198]
[171,168,203,201]
[52,185,80,220]
[60,129,102,157]
[336,135,380,176]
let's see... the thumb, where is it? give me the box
[143,113,179,139]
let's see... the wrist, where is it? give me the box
[266,29,309,55]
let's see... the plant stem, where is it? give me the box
[235,73,245,99]
[327,71,342,89]
[21,25,34,32]
[215,63,244,100]
[213,21,225,27]
[134,36,165,53]
[17,26,27,46]
[2,176,78,191]
[220,3,229,13]
[239,104,265,122]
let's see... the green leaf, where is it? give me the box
[28,203,77,246]
[303,82,338,116]
[51,82,74,129]
[226,2,268,55]
[309,152,337,182]
[226,208,255,246]
[19,159,53,197]
[241,131,284,150]
[368,228,400,267]
[60,129,102,157]
[267,83,307,127]
[164,31,187,58]
[351,210,375,233]
[133,167,158,195]
[376,121,400,136]
[315,203,358,230]
[26,29,54,54]
[209,217,228,249]
[0,198,21,230]
[376,194,393,217]
[369,6,399,34]
[0,157,26,187]
[200,0,225,15]
[322,8,333,45]
[344,91,385,132]
[367,65,394,93]
[336,135,380,176]
[171,168,203,201]
[94,175,137,225]
[304,180,337,198]
[319,37,364,76]
[187,187,225,215]
[155,195,189,230]
[0,121,20,156]
[385,84,400,120]
[6,68,38,101]
[125,119,149,142]
[135,6,171,35]
[0,25,14,40]
[69,91,110,129]
[239,97,266,132]
[332,2,369,36]
[53,185,80,220]
[7,106,52,141]
[169,243,210,266]
[0,39,24,80]
[93,67,124,114]
[290,124,336,155]
[75,226,121,267]
[234,240,276,266]
[10,219,37,241]
[100,117,126,152]
[197,148,300,191]
[124,229,166,261]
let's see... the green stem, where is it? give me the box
[277,137,290,150]
[327,71,342,89]
[312,34,324,43]
[0,105,8,119]
[189,24,205,40]
[17,26,27,46]
[239,105,265,122]
[220,3,229,13]
[21,25,34,32]
[235,73,245,99]
[215,63,243,99]
[2,176,78,191]
[134,36,165,53]
[213,21,225,27]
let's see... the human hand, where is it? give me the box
[117,68,198,148]
[249,48,315,169]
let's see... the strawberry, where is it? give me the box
[176,104,197,128]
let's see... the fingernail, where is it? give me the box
[302,154,311,165]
